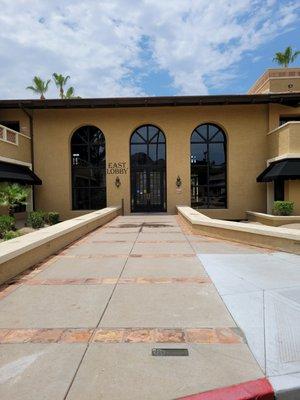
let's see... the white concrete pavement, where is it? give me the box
[197,246,300,399]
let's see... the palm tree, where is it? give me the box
[273,46,300,68]
[52,73,70,99]
[0,183,30,217]
[64,87,81,99]
[26,76,51,100]
[65,86,75,99]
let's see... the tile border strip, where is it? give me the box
[0,327,245,344]
[1,276,211,290]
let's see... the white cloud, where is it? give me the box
[0,0,298,98]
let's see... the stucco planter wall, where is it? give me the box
[0,206,121,285]
[177,206,300,254]
[246,211,300,227]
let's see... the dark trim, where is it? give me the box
[0,161,42,185]
[0,93,299,110]
[257,158,300,182]
[20,106,36,209]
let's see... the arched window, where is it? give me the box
[71,125,106,210]
[130,125,166,212]
[191,123,226,208]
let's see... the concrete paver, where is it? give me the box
[132,242,194,255]
[100,283,235,328]
[66,343,262,400]
[136,232,188,241]
[191,241,264,254]
[0,285,114,328]
[65,241,133,255]
[0,214,266,399]
[89,232,138,241]
[123,257,206,278]
[37,257,126,279]
[0,344,86,400]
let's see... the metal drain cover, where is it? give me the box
[151,348,189,357]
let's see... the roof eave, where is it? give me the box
[0,93,299,110]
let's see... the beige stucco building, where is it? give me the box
[0,68,300,220]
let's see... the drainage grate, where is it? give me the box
[151,348,189,357]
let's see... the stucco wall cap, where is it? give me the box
[0,206,121,264]
[177,206,300,241]
[246,211,300,221]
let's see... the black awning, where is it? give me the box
[0,161,42,185]
[257,158,300,182]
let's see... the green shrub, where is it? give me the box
[0,215,15,238]
[27,211,45,229]
[3,230,21,241]
[47,211,60,225]
[272,201,294,216]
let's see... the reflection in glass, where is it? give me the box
[71,125,106,210]
[130,125,166,166]
[191,124,226,209]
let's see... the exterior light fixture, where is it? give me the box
[115,176,121,188]
[176,175,182,188]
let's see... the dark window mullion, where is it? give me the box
[71,125,106,210]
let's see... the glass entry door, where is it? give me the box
[131,168,166,212]
[130,125,166,212]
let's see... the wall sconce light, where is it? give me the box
[115,176,121,188]
[176,175,182,188]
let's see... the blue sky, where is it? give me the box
[0,0,299,99]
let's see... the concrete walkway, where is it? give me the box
[0,215,265,399]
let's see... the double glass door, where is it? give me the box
[131,168,166,212]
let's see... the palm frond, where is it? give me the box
[65,86,75,99]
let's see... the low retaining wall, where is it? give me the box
[177,206,300,254]
[0,206,121,285]
[246,211,300,227]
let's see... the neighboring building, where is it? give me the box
[0,68,300,220]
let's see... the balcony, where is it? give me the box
[0,123,31,164]
[267,121,300,160]
[0,124,19,145]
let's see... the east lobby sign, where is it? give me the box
[106,162,128,175]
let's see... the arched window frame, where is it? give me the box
[130,124,167,212]
[71,125,106,210]
[190,123,227,209]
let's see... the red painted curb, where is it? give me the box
[177,378,274,400]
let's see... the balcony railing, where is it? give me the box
[267,121,300,160]
[0,124,30,146]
